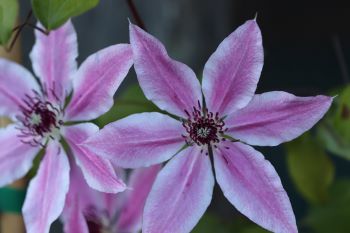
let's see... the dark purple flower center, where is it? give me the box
[182,102,226,147]
[85,206,112,233]
[16,91,63,146]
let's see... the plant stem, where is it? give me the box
[6,10,48,52]
[126,0,147,31]
[332,35,350,85]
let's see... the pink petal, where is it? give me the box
[116,165,161,233]
[143,146,214,233]
[0,124,40,187]
[64,44,133,121]
[130,23,202,118]
[202,19,263,116]
[101,168,127,218]
[83,112,185,168]
[23,141,70,233]
[62,163,96,233]
[62,123,126,193]
[62,194,89,233]
[30,21,77,104]
[214,142,297,233]
[225,91,333,146]
[0,58,39,117]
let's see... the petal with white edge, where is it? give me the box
[143,146,214,233]
[62,123,126,193]
[23,141,70,233]
[214,141,297,233]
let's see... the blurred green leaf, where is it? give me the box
[304,179,350,233]
[286,133,334,204]
[192,213,271,233]
[192,213,235,233]
[318,122,350,159]
[0,0,18,44]
[31,0,99,30]
[95,84,159,127]
[239,226,270,233]
[333,86,350,141]
[318,86,350,159]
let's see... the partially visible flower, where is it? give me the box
[0,21,133,233]
[62,164,160,233]
[83,19,333,233]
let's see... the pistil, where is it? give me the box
[182,101,226,148]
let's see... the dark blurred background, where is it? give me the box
[17,0,350,232]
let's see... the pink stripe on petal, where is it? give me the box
[202,19,263,116]
[0,58,39,117]
[62,194,89,233]
[62,123,126,193]
[130,23,202,118]
[0,125,40,187]
[62,163,99,233]
[116,165,161,233]
[143,146,214,233]
[30,21,77,104]
[226,91,333,146]
[65,44,133,121]
[214,142,297,233]
[23,141,70,233]
[82,112,185,168]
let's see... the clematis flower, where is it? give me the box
[0,21,133,233]
[83,19,333,233]
[62,163,160,233]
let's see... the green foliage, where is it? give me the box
[95,84,159,127]
[239,226,270,233]
[286,133,334,204]
[0,0,18,45]
[318,86,350,159]
[318,123,350,160]
[31,0,99,30]
[333,86,350,141]
[304,180,350,233]
[191,213,270,233]
[191,213,235,233]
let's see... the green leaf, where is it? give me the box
[95,84,159,127]
[191,213,235,233]
[285,133,334,204]
[239,226,270,233]
[0,0,18,44]
[191,212,271,233]
[31,0,99,30]
[304,180,350,233]
[317,86,350,159]
[318,122,350,160]
[333,86,350,141]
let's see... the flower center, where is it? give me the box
[85,206,113,233]
[17,91,63,146]
[182,102,226,147]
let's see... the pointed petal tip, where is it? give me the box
[112,182,128,193]
[254,12,258,21]
[129,20,141,33]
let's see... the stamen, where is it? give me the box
[182,102,227,147]
[16,90,63,147]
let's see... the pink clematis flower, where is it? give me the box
[0,21,133,233]
[62,163,160,233]
[83,19,333,233]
